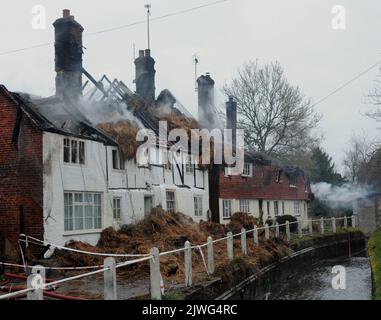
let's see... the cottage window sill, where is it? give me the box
[63,229,103,236]
[63,162,87,168]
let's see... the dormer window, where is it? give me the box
[112,148,125,170]
[242,163,253,177]
[64,138,85,164]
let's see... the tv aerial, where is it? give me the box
[192,53,200,92]
[145,4,152,50]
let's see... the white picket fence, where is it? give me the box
[0,215,357,300]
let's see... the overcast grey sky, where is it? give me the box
[1,0,381,172]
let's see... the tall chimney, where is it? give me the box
[53,9,84,101]
[134,49,156,103]
[226,96,237,145]
[197,73,216,130]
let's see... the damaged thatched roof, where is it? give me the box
[97,120,141,160]
[0,85,117,145]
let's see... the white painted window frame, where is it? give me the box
[194,196,203,217]
[242,163,253,177]
[222,199,233,219]
[239,199,250,213]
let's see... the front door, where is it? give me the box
[144,196,153,215]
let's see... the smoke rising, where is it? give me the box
[311,182,372,209]
[78,99,143,127]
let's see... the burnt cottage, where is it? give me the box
[0,10,312,250]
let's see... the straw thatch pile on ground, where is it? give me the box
[43,211,289,284]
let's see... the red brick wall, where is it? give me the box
[220,165,311,201]
[0,88,43,247]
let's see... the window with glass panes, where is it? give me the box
[294,201,301,215]
[194,196,203,217]
[113,197,121,220]
[63,138,85,164]
[186,155,194,174]
[64,192,102,231]
[242,163,252,177]
[274,201,279,216]
[239,199,250,213]
[112,149,125,170]
[166,191,176,214]
[223,200,232,218]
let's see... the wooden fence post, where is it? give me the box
[104,257,117,300]
[265,224,270,240]
[309,219,313,237]
[320,217,325,235]
[352,215,356,228]
[150,247,161,300]
[241,228,247,256]
[31,265,46,283]
[184,241,192,287]
[27,273,43,300]
[298,219,303,238]
[332,217,336,234]
[286,221,291,241]
[253,226,258,245]
[227,232,234,261]
[207,236,214,275]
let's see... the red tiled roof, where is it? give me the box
[219,165,312,201]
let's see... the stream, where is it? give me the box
[268,256,372,300]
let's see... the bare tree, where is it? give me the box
[366,72,381,121]
[223,61,321,158]
[342,133,379,182]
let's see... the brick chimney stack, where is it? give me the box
[197,73,216,130]
[53,9,84,101]
[134,49,156,103]
[226,96,237,145]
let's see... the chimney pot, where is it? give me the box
[134,49,156,103]
[63,9,70,18]
[54,10,83,101]
[197,73,216,130]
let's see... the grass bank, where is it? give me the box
[368,228,381,300]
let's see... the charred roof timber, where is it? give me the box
[197,73,216,130]
[134,49,156,104]
[53,9,84,102]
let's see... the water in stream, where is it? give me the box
[269,257,372,300]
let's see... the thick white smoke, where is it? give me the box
[311,182,372,209]
[77,99,144,128]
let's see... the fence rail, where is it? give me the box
[0,215,357,300]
